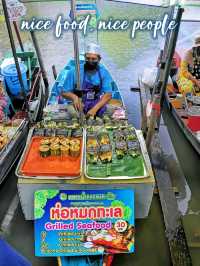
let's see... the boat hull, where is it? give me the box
[165,92,200,155]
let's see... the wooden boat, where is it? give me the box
[0,50,46,184]
[48,58,123,106]
[165,91,200,155]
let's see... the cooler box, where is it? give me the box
[1,63,28,96]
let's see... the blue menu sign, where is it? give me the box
[34,189,134,257]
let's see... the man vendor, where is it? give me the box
[61,43,113,117]
[178,36,200,95]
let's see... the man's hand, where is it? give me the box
[86,108,97,118]
[62,92,82,111]
[73,95,82,111]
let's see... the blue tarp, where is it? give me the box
[0,238,31,266]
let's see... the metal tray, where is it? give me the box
[16,127,84,180]
[84,129,150,180]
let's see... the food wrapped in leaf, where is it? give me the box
[123,127,137,141]
[70,139,80,146]
[87,137,99,149]
[71,118,79,128]
[70,144,80,157]
[44,121,57,129]
[99,144,112,163]
[87,116,95,126]
[113,130,125,141]
[115,140,127,159]
[57,121,65,128]
[50,137,60,145]
[60,145,70,157]
[87,127,96,137]
[127,141,140,157]
[59,137,70,146]
[95,117,104,126]
[119,119,128,128]
[105,119,117,130]
[103,115,110,123]
[98,132,110,145]
[39,145,50,157]
[50,144,60,156]
[40,138,50,146]
[35,121,43,129]
[87,146,99,164]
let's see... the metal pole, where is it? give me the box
[1,0,29,111]
[30,30,49,97]
[13,21,24,52]
[146,6,183,149]
[52,65,57,80]
[70,0,81,91]
[159,6,184,111]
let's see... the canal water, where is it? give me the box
[0,1,200,265]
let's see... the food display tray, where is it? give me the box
[16,128,84,179]
[84,129,149,180]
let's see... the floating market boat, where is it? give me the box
[16,59,154,223]
[165,91,200,155]
[0,50,46,184]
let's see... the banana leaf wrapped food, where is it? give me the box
[103,115,110,123]
[71,118,79,128]
[39,145,50,158]
[105,119,118,130]
[123,127,137,141]
[50,137,60,145]
[40,138,50,146]
[60,145,70,157]
[87,146,99,164]
[57,121,68,129]
[87,127,96,137]
[113,130,125,141]
[59,137,70,146]
[70,139,80,146]
[95,117,104,126]
[127,141,140,157]
[87,116,95,127]
[119,119,128,128]
[98,132,110,145]
[115,140,127,159]
[87,137,99,149]
[99,144,112,163]
[70,144,80,157]
[50,144,60,156]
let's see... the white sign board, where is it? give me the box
[7,0,26,21]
